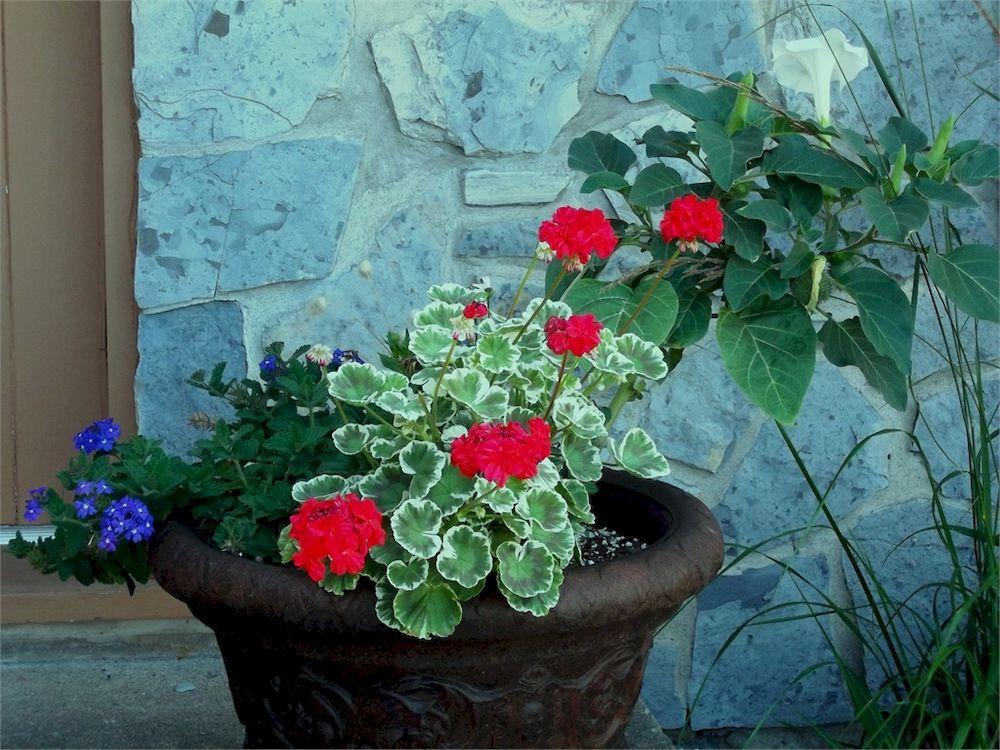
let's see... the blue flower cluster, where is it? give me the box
[23,486,48,521]
[73,479,114,519]
[259,354,284,380]
[73,418,121,454]
[332,348,364,367]
[97,496,154,552]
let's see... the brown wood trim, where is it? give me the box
[100,0,138,437]
[1,1,17,523]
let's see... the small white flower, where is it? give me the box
[771,28,869,125]
[450,315,477,344]
[305,344,334,367]
[535,241,555,262]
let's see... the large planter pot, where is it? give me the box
[150,470,723,749]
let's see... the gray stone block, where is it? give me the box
[135,137,361,307]
[371,4,590,154]
[641,622,689,729]
[912,378,1000,497]
[689,555,851,729]
[455,218,539,258]
[715,361,889,547]
[597,0,765,103]
[846,497,975,696]
[132,0,351,146]
[463,170,569,206]
[259,199,448,363]
[136,301,246,457]
[911,288,1000,382]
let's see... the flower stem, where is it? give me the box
[505,256,538,317]
[430,339,458,428]
[513,266,567,344]
[543,352,571,421]
[616,251,680,336]
[604,375,636,431]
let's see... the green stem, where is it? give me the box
[363,404,396,431]
[514,266,567,343]
[331,396,351,427]
[604,375,636,431]
[542,352,571,421]
[430,339,458,428]
[505,256,538,317]
[617,252,679,335]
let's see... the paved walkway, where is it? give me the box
[1,620,670,749]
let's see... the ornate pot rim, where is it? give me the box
[150,470,723,642]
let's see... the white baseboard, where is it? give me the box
[0,525,56,546]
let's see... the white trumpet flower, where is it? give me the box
[771,28,869,125]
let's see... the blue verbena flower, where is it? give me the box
[23,486,47,521]
[73,418,121,454]
[74,497,98,519]
[73,479,113,519]
[259,354,283,381]
[98,496,154,550]
[332,349,364,367]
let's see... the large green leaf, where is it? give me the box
[819,317,907,410]
[515,488,569,532]
[375,579,404,630]
[568,131,636,176]
[630,164,685,208]
[375,390,425,422]
[716,297,817,423]
[561,433,603,482]
[736,199,793,232]
[393,581,462,639]
[666,289,712,347]
[580,171,631,194]
[326,363,384,405]
[496,540,555,597]
[951,144,999,185]
[642,126,694,158]
[414,301,462,329]
[556,479,595,524]
[650,82,721,121]
[563,275,678,345]
[926,245,1000,323]
[390,498,443,559]
[877,117,927,163]
[723,256,789,311]
[768,175,823,227]
[835,265,913,374]
[613,428,670,478]
[696,122,764,190]
[436,525,492,588]
[762,138,875,189]
[911,178,978,209]
[858,186,929,242]
[721,202,766,262]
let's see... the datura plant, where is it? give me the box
[279,279,674,639]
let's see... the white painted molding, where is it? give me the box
[0,525,56,546]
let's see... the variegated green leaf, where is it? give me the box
[390,498,443,559]
[496,540,555,597]
[386,557,429,591]
[436,525,492,588]
[292,474,349,502]
[410,326,456,366]
[331,423,371,455]
[561,434,603,482]
[327,362,384,405]
[613,428,671,478]
[515,488,569,532]
[393,581,462,639]
[615,334,668,380]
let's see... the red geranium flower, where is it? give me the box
[463,301,489,319]
[450,418,552,487]
[538,206,618,271]
[544,314,604,357]
[289,494,385,581]
[659,195,724,251]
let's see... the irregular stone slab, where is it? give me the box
[136,301,246,457]
[846,497,974,699]
[455,218,539,258]
[132,0,352,147]
[689,555,851,729]
[715,361,889,547]
[625,337,760,474]
[463,170,569,206]
[640,618,691,729]
[597,0,765,103]
[260,198,448,362]
[135,137,361,307]
[912,378,1000,497]
[371,4,590,154]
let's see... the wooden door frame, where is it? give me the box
[1,0,138,534]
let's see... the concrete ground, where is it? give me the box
[0,620,672,750]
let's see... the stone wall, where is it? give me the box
[131,0,999,730]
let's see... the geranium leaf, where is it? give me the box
[390,498,443,559]
[615,333,669,380]
[399,441,447,500]
[393,581,462,639]
[292,474,348,502]
[410,326,455,366]
[326,362,384,405]
[414,301,462,329]
[443,368,488,407]
[561,434,603,482]
[358,464,409,512]
[331,424,370,455]
[528,522,575,564]
[612,428,671,479]
[499,566,563,617]
[515,488,569,532]
[496,540,555,597]
[476,334,519,374]
[552,395,608,440]
[557,479,595,524]
[425,465,475,515]
[386,557,429,591]
[375,390,426,422]
[436,525,492,588]
[319,572,359,595]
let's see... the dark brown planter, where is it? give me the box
[150,470,723,749]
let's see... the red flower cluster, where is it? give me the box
[289,494,385,581]
[659,195,724,250]
[545,314,604,357]
[451,418,552,487]
[463,301,489,319]
[538,206,618,270]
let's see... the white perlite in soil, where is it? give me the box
[577,525,648,566]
